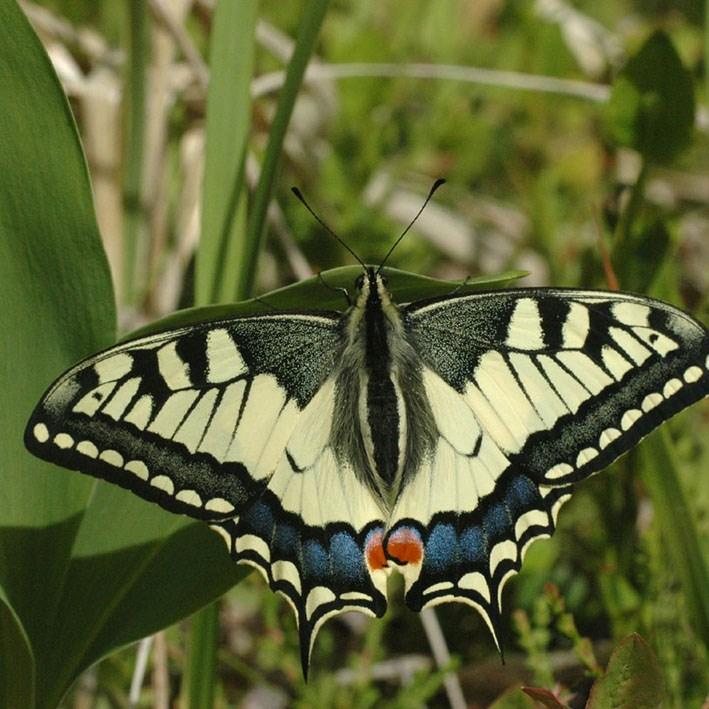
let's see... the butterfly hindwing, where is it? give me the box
[385,366,575,645]
[388,289,708,639]
[210,375,389,674]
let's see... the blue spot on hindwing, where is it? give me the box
[484,503,510,542]
[330,531,364,583]
[459,524,485,563]
[242,499,275,539]
[303,539,328,580]
[424,523,457,572]
[273,523,298,558]
[504,475,538,516]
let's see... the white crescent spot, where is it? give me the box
[205,497,235,514]
[150,475,175,495]
[125,459,149,480]
[175,489,203,507]
[99,449,124,467]
[77,440,99,458]
[620,409,642,431]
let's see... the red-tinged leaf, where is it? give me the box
[587,634,664,709]
[521,686,568,708]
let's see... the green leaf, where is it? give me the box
[0,4,246,706]
[121,1,149,304]
[125,266,527,339]
[604,30,694,164]
[587,634,664,709]
[488,686,537,709]
[0,0,115,702]
[183,602,221,709]
[613,218,670,292]
[0,589,34,709]
[197,0,258,306]
[37,487,247,704]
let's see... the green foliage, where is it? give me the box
[197,0,257,306]
[0,3,245,707]
[241,0,331,297]
[604,31,695,165]
[640,430,709,652]
[126,266,524,339]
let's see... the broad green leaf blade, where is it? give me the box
[36,486,245,708]
[241,0,330,297]
[0,0,115,702]
[0,4,249,706]
[604,30,694,164]
[587,634,664,709]
[639,429,709,652]
[197,0,258,306]
[0,589,34,709]
[126,267,527,338]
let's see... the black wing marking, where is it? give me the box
[406,289,709,486]
[25,312,343,519]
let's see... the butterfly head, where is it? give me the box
[354,267,392,309]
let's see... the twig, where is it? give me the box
[420,607,467,709]
[129,636,153,707]
[152,631,170,709]
[149,0,209,91]
[333,653,431,685]
[252,61,611,102]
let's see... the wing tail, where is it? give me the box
[213,493,388,678]
[386,469,574,650]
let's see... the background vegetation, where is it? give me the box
[1,0,707,707]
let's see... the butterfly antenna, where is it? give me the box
[377,178,446,274]
[291,187,366,271]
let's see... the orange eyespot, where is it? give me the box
[365,529,388,570]
[385,527,424,565]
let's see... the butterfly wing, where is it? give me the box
[25,312,388,674]
[386,289,708,642]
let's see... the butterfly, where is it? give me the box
[24,214,709,677]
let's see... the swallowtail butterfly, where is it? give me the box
[25,235,709,676]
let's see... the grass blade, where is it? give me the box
[184,602,220,709]
[122,1,150,305]
[640,428,709,651]
[240,0,331,298]
[197,0,258,306]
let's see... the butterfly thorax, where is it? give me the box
[334,269,436,509]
